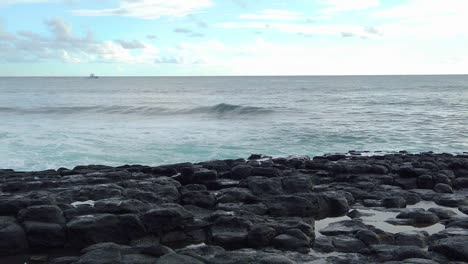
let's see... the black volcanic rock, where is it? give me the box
[1,152,468,263]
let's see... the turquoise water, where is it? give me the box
[1,76,467,171]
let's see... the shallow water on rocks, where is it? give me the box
[316,201,464,237]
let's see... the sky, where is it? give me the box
[0,0,468,76]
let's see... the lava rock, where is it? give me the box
[429,236,468,261]
[24,221,66,248]
[433,183,453,193]
[142,204,194,234]
[0,217,28,255]
[17,205,66,225]
[382,197,407,208]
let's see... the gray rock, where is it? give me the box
[429,236,468,261]
[0,218,28,255]
[394,231,428,248]
[331,235,366,253]
[142,204,194,233]
[230,165,253,180]
[247,177,283,196]
[319,220,369,236]
[382,197,407,208]
[24,221,65,248]
[247,224,276,248]
[273,234,309,253]
[67,214,128,248]
[434,183,453,193]
[181,191,216,209]
[17,205,66,224]
[122,254,157,264]
[428,207,457,220]
[155,253,205,264]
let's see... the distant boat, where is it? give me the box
[89,74,99,79]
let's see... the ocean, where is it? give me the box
[1,75,467,171]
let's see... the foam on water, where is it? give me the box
[1,76,467,170]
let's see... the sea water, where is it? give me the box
[1,75,467,171]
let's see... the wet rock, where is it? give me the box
[453,178,468,189]
[75,244,122,264]
[230,165,253,180]
[216,188,258,204]
[265,195,317,217]
[429,236,468,261]
[319,191,350,217]
[67,214,128,248]
[370,245,431,262]
[356,229,380,246]
[247,177,283,196]
[435,194,468,207]
[156,253,206,264]
[395,178,418,190]
[428,207,456,220]
[143,204,194,234]
[396,210,440,225]
[131,236,173,257]
[210,216,252,250]
[417,175,434,189]
[0,217,28,255]
[181,191,216,209]
[50,256,80,264]
[192,169,218,184]
[17,205,66,224]
[282,175,313,193]
[394,231,428,248]
[382,197,407,208]
[313,236,335,252]
[122,254,157,264]
[247,224,277,248]
[347,209,374,219]
[24,221,65,248]
[273,234,309,253]
[331,235,366,253]
[118,214,146,240]
[434,183,453,193]
[459,206,468,215]
[319,220,369,236]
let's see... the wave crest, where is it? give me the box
[0,103,274,117]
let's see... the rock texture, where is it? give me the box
[0,151,467,263]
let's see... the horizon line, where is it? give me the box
[1,73,468,78]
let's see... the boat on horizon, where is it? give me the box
[89,73,99,79]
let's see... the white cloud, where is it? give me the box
[0,18,159,64]
[73,0,213,19]
[217,21,380,39]
[318,0,379,14]
[0,0,60,7]
[168,38,468,75]
[240,9,304,21]
[371,0,468,39]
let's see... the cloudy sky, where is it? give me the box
[0,0,467,76]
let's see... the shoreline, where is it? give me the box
[1,152,468,263]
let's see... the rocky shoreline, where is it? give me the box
[1,152,468,264]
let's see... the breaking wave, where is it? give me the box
[0,103,274,117]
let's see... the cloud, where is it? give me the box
[217,21,381,38]
[174,28,204,38]
[146,34,157,39]
[72,0,213,19]
[240,9,304,21]
[116,39,145,49]
[0,18,159,64]
[318,0,380,14]
[0,0,58,7]
[174,28,192,34]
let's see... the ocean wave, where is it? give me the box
[0,103,274,117]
